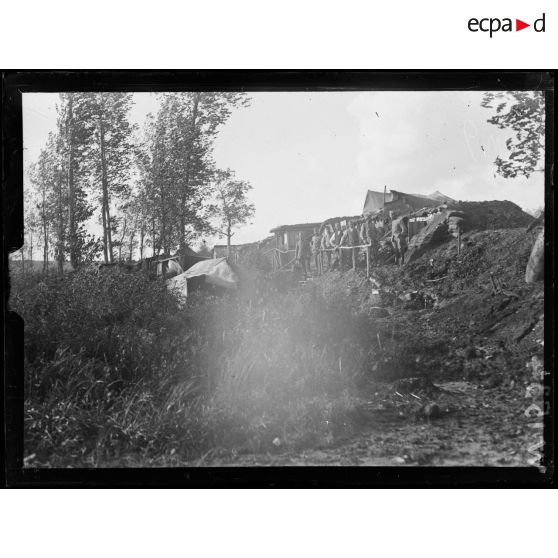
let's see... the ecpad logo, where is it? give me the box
[468,13,546,37]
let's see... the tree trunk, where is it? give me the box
[98,103,113,264]
[100,195,108,264]
[154,144,166,258]
[118,217,127,263]
[67,95,77,269]
[227,222,232,256]
[42,188,48,274]
[159,179,166,257]
[151,215,156,257]
[57,170,64,275]
[128,231,135,262]
[139,226,145,261]
[179,92,200,254]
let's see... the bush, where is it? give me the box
[14,266,386,466]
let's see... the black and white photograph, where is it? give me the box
[3,73,553,482]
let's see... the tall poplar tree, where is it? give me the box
[137,92,250,258]
[56,93,95,268]
[79,93,135,263]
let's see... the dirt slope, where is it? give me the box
[195,227,547,467]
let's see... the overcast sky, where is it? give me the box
[23,91,544,245]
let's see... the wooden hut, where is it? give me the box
[269,222,322,270]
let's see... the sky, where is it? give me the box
[23,91,544,246]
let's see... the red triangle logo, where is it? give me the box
[516,19,530,31]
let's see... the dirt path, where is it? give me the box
[197,380,544,467]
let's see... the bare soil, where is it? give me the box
[197,380,544,466]
[193,228,547,467]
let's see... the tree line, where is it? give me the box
[22,92,255,273]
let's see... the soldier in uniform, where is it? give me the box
[348,220,360,269]
[295,232,310,279]
[360,217,371,247]
[361,214,380,266]
[311,228,322,274]
[321,225,332,270]
[391,213,409,266]
[338,222,351,270]
[329,222,343,270]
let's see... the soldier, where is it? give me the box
[294,232,307,279]
[391,213,409,266]
[369,217,382,265]
[296,231,312,279]
[375,211,386,235]
[361,214,380,266]
[321,225,332,270]
[348,220,360,269]
[329,222,343,270]
[311,228,322,274]
[349,220,360,246]
[338,222,351,270]
[360,217,371,247]
[359,216,371,269]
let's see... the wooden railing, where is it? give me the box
[271,244,374,276]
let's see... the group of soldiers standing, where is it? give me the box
[293,211,410,278]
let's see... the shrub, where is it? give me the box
[15,266,387,466]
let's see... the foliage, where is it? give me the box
[77,92,136,263]
[136,92,251,257]
[209,168,255,250]
[481,91,545,178]
[56,93,96,266]
[15,269,383,466]
[24,92,251,271]
[196,240,212,258]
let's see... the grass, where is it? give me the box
[13,266,386,467]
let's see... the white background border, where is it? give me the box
[2,1,554,555]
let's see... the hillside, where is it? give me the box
[198,227,546,467]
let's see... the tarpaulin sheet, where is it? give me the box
[166,271,188,303]
[168,258,260,292]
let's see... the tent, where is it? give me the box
[166,257,260,298]
[363,189,444,215]
[157,258,183,276]
[363,189,393,214]
[166,271,189,303]
[387,190,442,213]
[180,245,209,271]
[429,190,456,203]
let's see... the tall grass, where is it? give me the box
[14,267,386,466]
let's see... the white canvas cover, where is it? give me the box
[167,259,183,275]
[167,258,260,296]
[166,271,188,304]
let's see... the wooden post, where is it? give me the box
[352,247,356,271]
[366,245,370,278]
